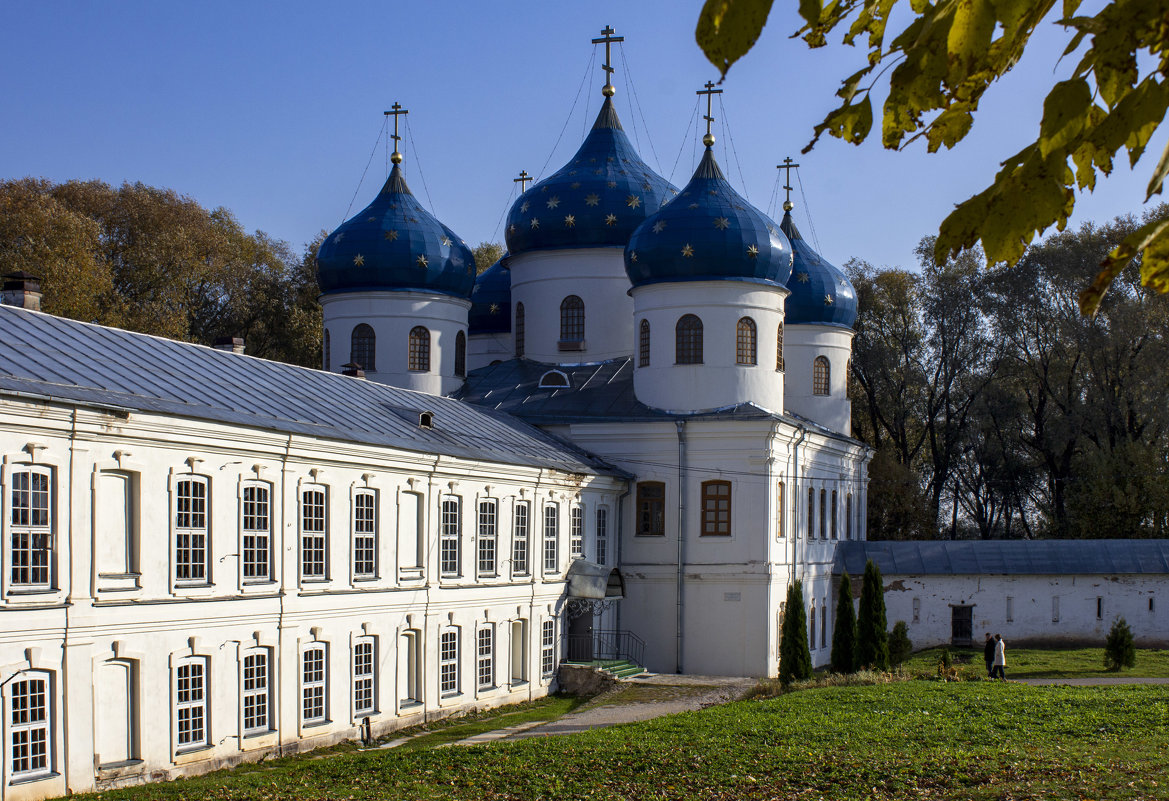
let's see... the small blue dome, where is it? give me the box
[469,256,511,335]
[624,149,793,288]
[504,98,677,255]
[780,210,857,328]
[316,166,475,298]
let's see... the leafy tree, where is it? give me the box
[856,559,890,670]
[1104,617,1137,671]
[830,572,857,673]
[779,580,813,684]
[695,0,1169,314]
[472,241,504,275]
[887,621,913,667]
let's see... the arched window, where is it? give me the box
[736,317,757,365]
[408,326,430,372]
[515,302,525,358]
[638,319,651,367]
[776,323,785,372]
[560,295,585,346]
[813,356,830,395]
[454,330,466,377]
[323,329,331,371]
[351,324,375,371]
[675,314,703,364]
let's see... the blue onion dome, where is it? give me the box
[504,98,677,255]
[780,207,858,328]
[316,165,475,299]
[624,148,793,288]
[468,255,511,335]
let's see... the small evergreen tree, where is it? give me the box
[856,559,890,670]
[887,620,912,666]
[779,580,813,684]
[830,572,858,673]
[1104,617,1137,671]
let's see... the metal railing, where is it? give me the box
[564,629,645,666]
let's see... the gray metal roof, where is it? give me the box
[834,539,1169,576]
[0,306,620,476]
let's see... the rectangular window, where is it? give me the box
[1006,596,1014,622]
[302,647,326,724]
[570,506,583,557]
[912,597,921,623]
[11,468,52,587]
[300,488,327,579]
[242,483,270,581]
[810,603,816,649]
[846,493,853,540]
[595,507,608,565]
[1052,596,1060,623]
[10,674,50,777]
[1151,597,1156,613]
[831,490,838,539]
[543,505,559,573]
[821,603,827,648]
[477,500,497,577]
[807,487,815,539]
[175,477,207,583]
[701,481,731,536]
[440,497,461,577]
[541,620,556,677]
[242,651,269,734]
[776,481,785,539]
[636,482,665,536]
[353,640,375,716]
[477,628,494,690]
[353,491,376,578]
[175,659,207,750]
[1096,597,1103,620]
[440,630,459,696]
[512,502,529,576]
[819,489,827,539]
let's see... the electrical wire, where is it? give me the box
[619,48,665,176]
[795,169,823,254]
[403,115,436,213]
[536,50,596,182]
[342,116,388,223]
[667,99,700,187]
[718,96,751,203]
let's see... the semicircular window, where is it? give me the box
[538,370,570,389]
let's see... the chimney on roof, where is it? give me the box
[213,336,245,355]
[2,272,43,312]
[341,362,366,379]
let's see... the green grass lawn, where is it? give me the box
[69,682,1169,800]
[899,645,1169,679]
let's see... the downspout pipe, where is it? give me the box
[791,425,808,587]
[675,419,687,674]
[614,483,631,636]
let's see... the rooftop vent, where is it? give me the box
[1,271,42,312]
[341,362,366,379]
[212,336,245,355]
[419,411,434,430]
[539,370,570,389]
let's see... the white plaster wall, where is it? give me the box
[467,331,513,372]
[507,248,632,363]
[782,324,854,435]
[320,291,470,396]
[631,281,787,414]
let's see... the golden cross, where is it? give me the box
[383,102,409,164]
[592,25,624,94]
[514,170,533,192]
[777,157,801,204]
[697,81,723,143]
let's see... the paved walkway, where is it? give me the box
[1016,677,1169,686]
[450,673,756,746]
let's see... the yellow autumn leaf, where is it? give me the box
[695,0,776,79]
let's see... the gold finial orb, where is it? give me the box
[783,200,794,211]
[602,83,616,97]
[702,132,716,148]
[391,150,403,165]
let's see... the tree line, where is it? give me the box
[849,207,1169,540]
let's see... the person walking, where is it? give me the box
[983,632,995,678]
[992,634,1007,680]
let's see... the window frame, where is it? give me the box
[408,326,431,372]
[440,496,461,578]
[638,319,651,367]
[736,317,757,365]
[595,507,608,565]
[540,620,556,678]
[353,638,376,718]
[440,629,460,697]
[559,295,585,344]
[9,465,53,590]
[352,489,377,580]
[350,323,376,371]
[569,506,583,558]
[301,645,328,726]
[776,322,785,372]
[831,489,838,540]
[8,670,52,780]
[174,475,209,586]
[476,626,495,691]
[542,504,559,574]
[776,481,785,539]
[813,356,830,396]
[700,480,732,537]
[819,489,827,539]
[511,501,530,577]
[636,482,665,537]
[299,486,328,581]
[807,487,815,539]
[515,302,525,358]
[241,649,271,736]
[454,330,467,378]
[675,314,703,365]
[241,481,272,584]
[477,499,498,577]
[174,657,209,753]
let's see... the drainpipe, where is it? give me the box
[675,420,687,674]
[791,425,807,586]
[614,483,631,636]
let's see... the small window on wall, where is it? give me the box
[408,326,431,372]
[175,476,209,584]
[477,627,495,691]
[9,671,52,779]
[570,506,583,557]
[543,505,559,573]
[831,490,838,539]
[353,490,377,579]
[512,501,530,576]
[675,314,703,364]
[11,466,53,589]
[515,302,525,358]
[776,481,785,539]
[1096,597,1103,620]
[302,646,327,724]
[300,488,327,580]
[700,481,731,536]
[912,597,921,623]
[1052,596,1060,623]
[351,324,375,371]
[242,482,272,582]
[175,658,208,751]
[242,650,271,735]
[821,604,827,649]
[440,629,460,696]
[638,319,651,367]
[595,507,608,565]
[353,639,376,717]
[846,493,853,539]
[637,482,665,536]
[776,323,785,372]
[813,356,830,395]
[477,499,498,577]
[819,489,827,539]
[541,620,556,677]
[810,600,816,648]
[455,331,467,378]
[1006,596,1014,622]
[560,295,585,343]
[1150,597,1156,613]
[736,317,757,365]
[807,487,814,539]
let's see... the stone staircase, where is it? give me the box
[594,659,646,679]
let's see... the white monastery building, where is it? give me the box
[0,28,1164,800]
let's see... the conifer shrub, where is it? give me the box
[830,572,858,673]
[779,580,813,684]
[856,559,890,670]
[887,620,912,666]
[1104,617,1137,671]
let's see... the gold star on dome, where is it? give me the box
[594,169,603,175]
[605,213,618,226]
[564,214,576,228]
[353,254,364,266]
[590,157,597,163]
[681,244,694,258]
[530,218,540,229]
[652,220,667,234]
[840,277,849,286]
[709,190,718,196]
[642,183,652,191]
[825,294,835,305]
[607,181,618,189]
[440,235,452,247]
[767,224,778,236]
[689,203,699,209]
[626,195,641,209]
[585,193,600,206]
[714,217,730,230]
[334,232,345,243]
[406,216,418,223]
[547,196,560,209]
[747,245,759,258]
[467,263,475,275]
[607,156,615,162]
[571,182,582,189]
[508,224,516,235]
[384,230,399,241]
[796,272,810,283]
[630,251,638,262]
[520,201,530,213]
[540,186,548,193]
[489,303,500,314]
[417,254,428,268]
[682,191,691,197]
[367,216,376,223]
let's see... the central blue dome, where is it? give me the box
[625,148,792,288]
[316,166,475,299]
[780,210,857,328]
[504,98,677,255]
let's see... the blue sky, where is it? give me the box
[2,1,1160,272]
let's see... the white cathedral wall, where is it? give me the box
[320,291,470,395]
[0,394,622,799]
[467,331,513,371]
[507,248,632,363]
[782,324,854,435]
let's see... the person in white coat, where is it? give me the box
[992,634,1007,680]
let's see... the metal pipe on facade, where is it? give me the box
[675,419,687,674]
[791,425,807,586]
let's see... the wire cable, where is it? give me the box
[342,116,388,223]
[404,115,436,213]
[536,50,596,181]
[795,170,823,254]
[619,48,664,176]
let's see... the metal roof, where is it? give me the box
[834,539,1169,576]
[0,305,620,476]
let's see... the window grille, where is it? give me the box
[301,489,327,579]
[408,326,430,372]
[736,317,757,365]
[353,491,376,577]
[477,500,497,576]
[176,660,207,748]
[813,356,830,395]
[10,673,50,776]
[560,296,585,342]
[440,630,459,695]
[302,647,326,723]
[175,478,207,583]
[10,468,51,587]
[675,314,703,364]
[543,505,559,572]
[242,483,270,580]
[701,481,732,536]
[350,324,375,371]
[243,651,269,733]
[353,640,375,716]
[440,497,461,576]
[638,319,651,366]
[512,502,529,575]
